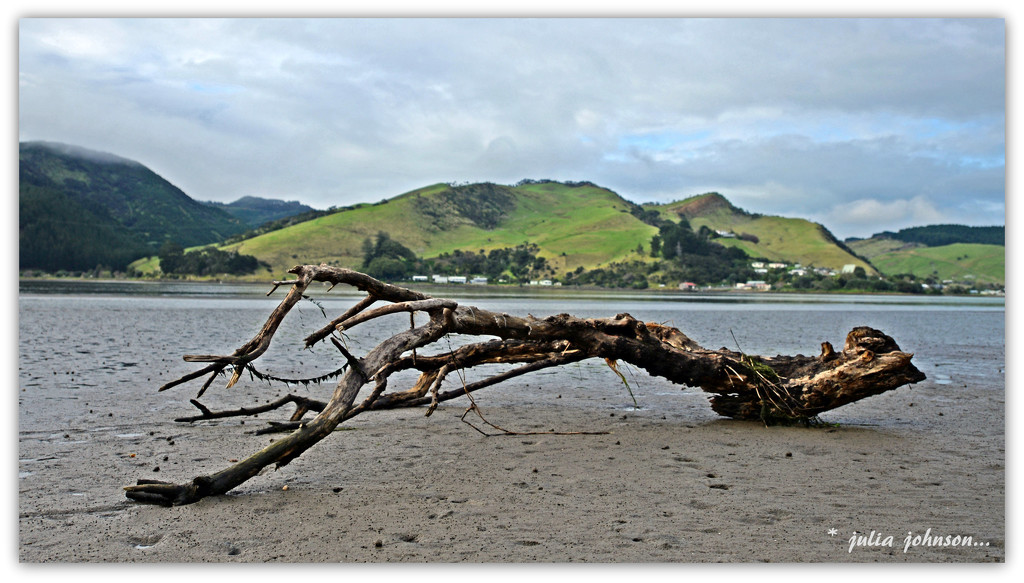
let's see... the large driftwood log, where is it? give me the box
[125,265,925,506]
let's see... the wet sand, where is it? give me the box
[18,376,1004,562]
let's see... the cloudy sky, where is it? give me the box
[18,16,1005,239]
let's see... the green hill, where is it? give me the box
[155,183,880,284]
[644,192,876,274]
[867,243,1004,285]
[848,237,1004,285]
[130,183,885,282]
[19,141,247,271]
[844,236,919,259]
[216,181,659,277]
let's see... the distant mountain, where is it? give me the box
[19,141,247,272]
[643,192,876,274]
[206,196,316,228]
[19,181,152,273]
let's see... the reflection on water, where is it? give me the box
[19,278,1006,309]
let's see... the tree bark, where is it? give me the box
[125,265,925,506]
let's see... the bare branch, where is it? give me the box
[334,298,458,332]
[174,395,326,423]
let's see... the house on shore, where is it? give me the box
[736,280,771,291]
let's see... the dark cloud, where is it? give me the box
[18,17,1005,238]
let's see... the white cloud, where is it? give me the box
[17,17,1005,238]
[825,197,948,235]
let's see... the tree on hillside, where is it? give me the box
[362,231,418,280]
[648,219,753,285]
[649,235,662,257]
[157,241,184,274]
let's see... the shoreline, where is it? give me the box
[17,275,1005,299]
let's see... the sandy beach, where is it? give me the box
[18,370,1004,563]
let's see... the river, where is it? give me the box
[18,279,1004,430]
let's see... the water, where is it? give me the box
[18,279,1005,431]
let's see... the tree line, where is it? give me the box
[866,224,1004,247]
[157,242,268,277]
[360,232,552,283]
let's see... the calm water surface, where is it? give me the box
[18,280,1004,430]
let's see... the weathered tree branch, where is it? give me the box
[125,265,925,506]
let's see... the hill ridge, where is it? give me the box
[643,192,875,274]
[218,179,655,278]
[20,141,248,271]
[206,195,316,228]
[660,191,748,219]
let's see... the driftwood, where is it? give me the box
[125,265,925,506]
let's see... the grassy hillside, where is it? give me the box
[127,182,914,284]
[218,181,658,277]
[862,243,1004,285]
[645,193,876,274]
[846,237,922,259]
